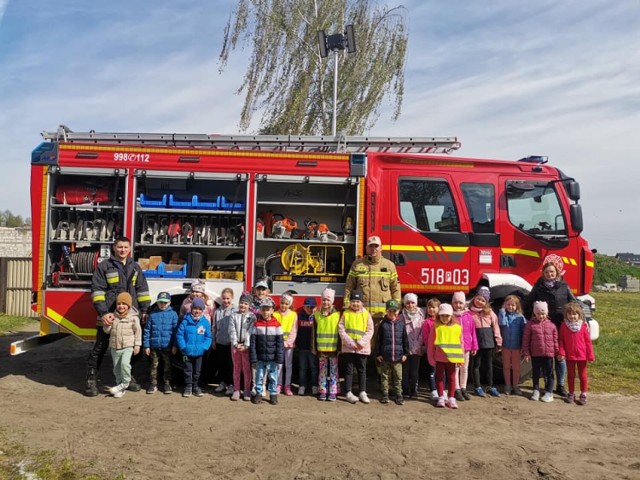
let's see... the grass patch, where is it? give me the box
[589,292,640,394]
[0,429,124,480]
[0,315,37,335]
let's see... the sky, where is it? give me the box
[0,0,638,255]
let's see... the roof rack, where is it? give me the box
[42,125,461,154]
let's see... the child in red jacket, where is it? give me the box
[522,301,559,403]
[558,302,595,405]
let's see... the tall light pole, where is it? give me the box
[318,25,357,137]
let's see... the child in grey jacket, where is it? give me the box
[104,292,141,398]
[229,292,256,401]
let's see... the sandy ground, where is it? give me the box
[1,327,639,480]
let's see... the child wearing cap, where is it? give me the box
[143,292,179,394]
[315,288,341,401]
[229,292,256,401]
[104,292,142,398]
[338,289,374,404]
[451,292,478,401]
[399,293,425,399]
[250,297,284,405]
[179,279,215,321]
[522,301,559,403]
[296,297,318,395]
[469,286,502,398]
[176,297,213,398]
[427,303,464,409]
[212,287,235,396]
[274,293,298,396]
[251,278,271,315]
[421,297,441,400]
[376,299,409,405]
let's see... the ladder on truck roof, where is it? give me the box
[42,125,461,154]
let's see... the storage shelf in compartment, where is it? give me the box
[136,243,244,249]
[257,201,355,207]
[50,203,124,211]
[256,238,353,244]
[136,207,245,215]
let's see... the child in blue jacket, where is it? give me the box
[499,295,527,396]
[143,291,179,394]
[176,297,212,398]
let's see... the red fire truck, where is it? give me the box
[13,125,597,353]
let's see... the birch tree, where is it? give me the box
[218,0,408,135]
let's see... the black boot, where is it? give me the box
[127,376,142,392]
[84,368,98,397]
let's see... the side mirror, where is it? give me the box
[566,181,581,201]
[570,204,583,233]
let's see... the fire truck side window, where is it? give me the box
[506,181,567,235]
[461,183,495,233]
[399,179,459,232]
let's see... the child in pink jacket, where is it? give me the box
[421,297,440,400]
[558,302,594,405]
[452,291,478,401]
[522,301,559,403]
[469,286,502,398]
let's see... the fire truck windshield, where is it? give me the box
[506,181,568,243]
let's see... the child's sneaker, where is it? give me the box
[231,390,241,401]
[269,394,278,405]
[454,389,465,401]
[298,386,306,396]
[461,388,472,400]
[214,382,226,393]
[409,389,419,399]
[193,387,204,397]
[512,386,523,396]
[436,396,446,408]
[146,383,157,394]
[328,394,337,402]
[359,391,370,404]
[447,397,458,409]
[487,387,501,397]
[395,395,405,406]
[565,393,575,404]
[225,385,234,396]
[577,393,587,406]
[540,391,554,403]
[430,390,439,401]
[503,385,512,395]
[113,389,125,398]
[318,394,327,401]
[380,394,390,404]
[108,383,126,396]
[276,384,282,394]
[284,385,293,396]
[556,384,568,398]
[243,390,252,401]
[474,387,486,397]
[183,386,192,398]
[312,386,319,396]
[163,383,172,395]
[530,389,540,401]
[251,393,262,404]
[345,391,358,404]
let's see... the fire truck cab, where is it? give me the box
[14,126,596,353]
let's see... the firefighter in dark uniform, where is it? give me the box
[84,236,151,396]
[344,235,401,373]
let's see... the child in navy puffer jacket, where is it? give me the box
[176,297,212,398]
[498,295,526,396]
[143,291,179,394]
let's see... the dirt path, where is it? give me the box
[1,330,638,480]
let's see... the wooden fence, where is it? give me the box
[0,258,37,317]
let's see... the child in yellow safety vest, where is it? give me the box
[338,290,374,404]
[274,293,297,396]
[427,303,464,409]
[314,288,341,401]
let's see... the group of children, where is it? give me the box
[103,255,595,408]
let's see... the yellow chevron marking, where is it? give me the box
[59,144,349,161]
[585,260,594,268]
[569,258,577,266]
[442,246,469,253]
[501,248,540,258]
[46,307,96,337]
